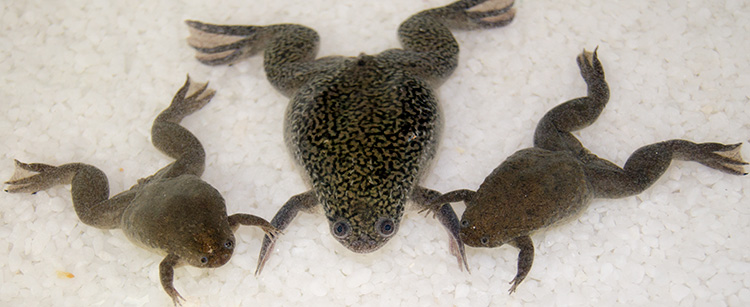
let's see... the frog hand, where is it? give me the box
[435,0,516,30]
[4,160,71,194]
[255,191,317,275]
[417,197,444,219]
[185,20,262,65]
[420,189,477,219]
[413,188,476,272]
[228,213,282,239]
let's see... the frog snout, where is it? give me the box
[208,250,233,267]
[345,233,382,253]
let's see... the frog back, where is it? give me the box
[120,175,235,267]
[463,148,594,246]
[283,55,442,251]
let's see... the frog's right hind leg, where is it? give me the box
[149,76,215,180]
[533,48,610,154]
[186,21,321,96]
[5,160,130,229]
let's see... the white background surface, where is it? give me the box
[2,0,749,306]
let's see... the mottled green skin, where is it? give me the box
[285,55,442,250]
[187,0,517,265]
[429,50,747,293]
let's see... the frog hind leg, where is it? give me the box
[587,141,747,199]
[433,0,517,30]
[534,48,610,154]
[186,20,324,96]
[185,20,265,66]
[148,76,215,181]
[387,0,515,83]
[412,187,471,272]
[255,191,318,275]
[5,160,131,229]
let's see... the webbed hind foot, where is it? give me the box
[590,140,747,199]
[678,142,747,175]
[4,160,70,194]
[435,0,516,30]
[157,75,215,124]
[186,20,263,65]
[577,47,605,87]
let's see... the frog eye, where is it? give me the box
[480,236,490,245]
[460,220,470,228]
[200,256,209,264]
[376,218,396,237]
[332,220,351,239]
[224,240,234,250]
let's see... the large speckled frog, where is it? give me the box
[4,78,279,306]
[424,49,748,293]
[185,0,517,273]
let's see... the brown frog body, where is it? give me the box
[427,49,748,293]
[185,0,518,273]
[5,78,278,305]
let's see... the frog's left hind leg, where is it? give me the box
[149,76,215,180]
[534,48,610,154]
[587,141,747,198]
[388,0,516,83]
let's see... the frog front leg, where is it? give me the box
[412,186,470,271]
[506,235,534,294]
[255,191,318,275]
[228,213,281,238]
[159,254,185,306]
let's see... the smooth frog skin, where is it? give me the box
[185,0,517,273]
[4,77,279,306]
[426,49,748,293]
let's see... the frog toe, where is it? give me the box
[186,20,262,65]
[576,47,605,84]
[440,0,516,30]
[4,160,63,194]
[693,142,748,175]
[168,76,216,117]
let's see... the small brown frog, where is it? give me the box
[4,77,279,305]
[424,49,747,293]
